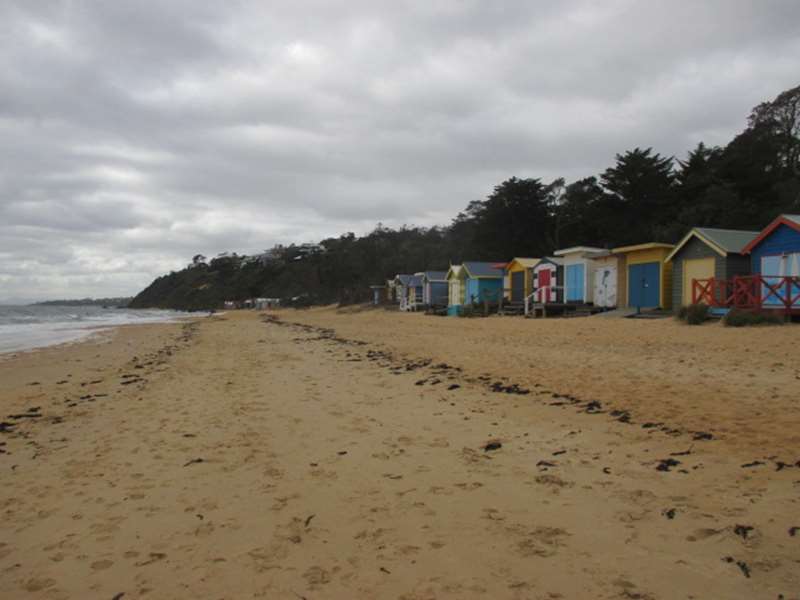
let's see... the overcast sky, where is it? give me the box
[1,1,799,302]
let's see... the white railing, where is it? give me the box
[524,285,564,316]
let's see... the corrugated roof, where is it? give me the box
[394,274,412,285]
[422,271,447,281]
[665,227,759,262]
[536,256,563,267]
[612,242,674,254]
[505,257,540,271]
[408,275,423,287]
[462,261,504,278]
[553,246,609,257]
[696,228,758,253]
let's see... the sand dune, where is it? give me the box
[1,309,798,599]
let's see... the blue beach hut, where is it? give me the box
[462,261,504,305]
[742,214,800,309]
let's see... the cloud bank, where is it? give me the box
[1,0,799,301]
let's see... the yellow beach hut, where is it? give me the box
[503,258,540,303]
[446,264,466,316]
[612,243,675,310]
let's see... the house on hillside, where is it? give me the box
[612,243,675,310]
[552,246,614,305]
[419,271,448,308]
[665,227,757,308]
[504,258,540,303]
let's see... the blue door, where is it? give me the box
[566,264,585,302]
[628,262,660,308]
[761,254,800,307]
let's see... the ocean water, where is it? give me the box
[0,305,202,354]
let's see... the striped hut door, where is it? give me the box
[538,268,552,302]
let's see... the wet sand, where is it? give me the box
[1,308,798,599]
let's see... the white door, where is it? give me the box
[594,266,617,307]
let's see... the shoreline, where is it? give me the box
[0,311,207,358]
[1,309,798,599]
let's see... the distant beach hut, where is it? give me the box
[369,285,388,305]
[741,214,800,310]
[531,257,564,304]
[446,265,466,316]
[393,274,418,311]
[504,258,540,303]
[553,246,613,305]
[419,271,449,308]
[612,243,675,310]
[665,227,757,308]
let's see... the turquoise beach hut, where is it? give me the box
[462,261,504,306]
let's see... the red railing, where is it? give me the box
[692,276,800,313]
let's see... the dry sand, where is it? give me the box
[1,308,798,599]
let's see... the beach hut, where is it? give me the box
[446,265,466,315]
[393,274,422,311]
[503,258,540,303]
[591,254,619,308]
[369,285,388,305]
[612,243,675,310]
[665,227,757,308]
[741,214,800,310]
[531,257,564,304]
[462,262,504,306]
[419,271,448,308]
[552,247,612,304]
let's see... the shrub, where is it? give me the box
[676,303,710,325]
[723,309,784,327]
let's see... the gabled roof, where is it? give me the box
[665,227,758,262]
[446,264,464,280]
[612,242,674,254]
[407,275,423,287]
[462,261,504,279]
[419,270,448,282]
[553,246,609,258]
[394,274,413,286]
[741,214,800,254]
[504,257,540,272]
[535,256,563,267]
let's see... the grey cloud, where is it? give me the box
[1,0,798,301]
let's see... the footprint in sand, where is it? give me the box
[23,577,56,592]
[454,482,484,491]
[506,525,570,558]
[303,565,332,586]
[90,559,114,570]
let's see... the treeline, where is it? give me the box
[131,84,800,310]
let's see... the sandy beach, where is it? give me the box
[1,308,798,599]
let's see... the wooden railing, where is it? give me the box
[692,276,800,313]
